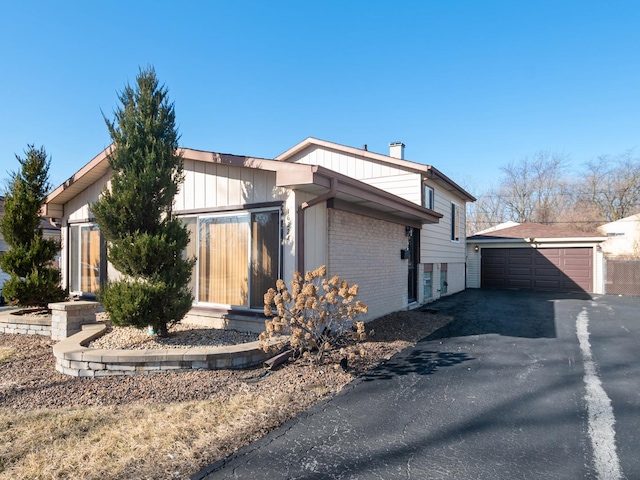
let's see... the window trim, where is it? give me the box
[67,222,105,297]
[451,202,461,242]
[180,206,282,311]
[423,184,434,210]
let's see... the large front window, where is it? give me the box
[184,210,280,308]
[69,224,102,295]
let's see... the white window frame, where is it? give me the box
[181,207,281,310]
[451,202,461,242]
[68,222,103,297]
[423,184,434,210]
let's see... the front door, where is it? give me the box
[407,227,420,303]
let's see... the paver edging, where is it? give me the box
[0,308,52,336]
[52,323,275,377]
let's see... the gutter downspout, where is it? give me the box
[297,177,338,273]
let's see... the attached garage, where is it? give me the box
[467,222,606,294]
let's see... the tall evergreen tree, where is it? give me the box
[0,145,66,306]
[92,66,194,336]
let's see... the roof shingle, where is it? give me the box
[468,222,603,240]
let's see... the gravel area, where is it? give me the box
[88,313,259,350]
[1,309,453,480]
[0,310,452,410]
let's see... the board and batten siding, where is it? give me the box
[176,159,284,211]
[63,160,285,219]
[288,147,422,204]
[295,190,328,276]
[65,172,111,222]
[60,171,111,289]
[177,159,298,299]
[60,160,292,292]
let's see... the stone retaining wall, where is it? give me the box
[0,301,99,340]
[53,324,275,377]
[50,301,99,341]
[0,313,51,336]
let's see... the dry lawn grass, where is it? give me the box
[1,396,291,479]
[0,347,15,363]
[0,309,451,479]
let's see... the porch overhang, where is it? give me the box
[276,165,442,228]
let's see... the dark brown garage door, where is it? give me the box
[481,247,593,293]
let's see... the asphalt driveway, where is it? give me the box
[192,289,640,479]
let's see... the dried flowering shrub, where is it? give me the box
[259,265,368,362]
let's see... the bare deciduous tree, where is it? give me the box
[466,188,506,234]
[466,150,640,236]
[579,151,640,222]
[498,151,569,224]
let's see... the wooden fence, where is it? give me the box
[605,259,640,296]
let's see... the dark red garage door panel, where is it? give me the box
[481,247,593,293]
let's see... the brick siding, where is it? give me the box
[328,209,408,320]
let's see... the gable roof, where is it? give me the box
[472,221,521,236]
[599,213,640,228]
[44,145,441,228]
[276,137,476,203]
[468,222,606,242]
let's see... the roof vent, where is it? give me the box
[389,142,405,159]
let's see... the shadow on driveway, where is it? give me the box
[420,288,592,341]
[361,349,474,381]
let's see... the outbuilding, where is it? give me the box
[467,222,606,294]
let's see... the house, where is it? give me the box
[597,214,640,296]
[598,213,640,259]
[467,222,606,294]
[43,138,475,331]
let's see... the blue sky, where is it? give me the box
[1,1,639,196]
